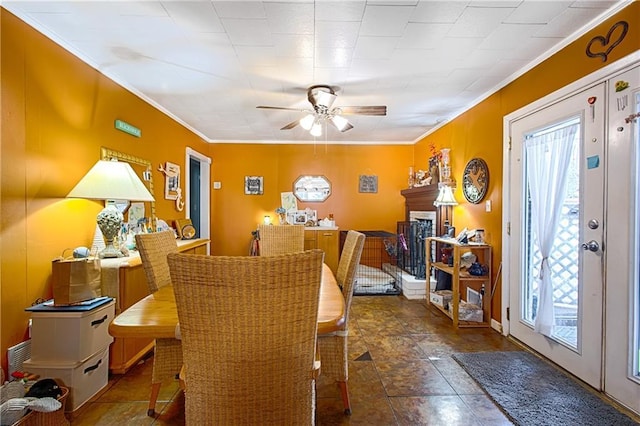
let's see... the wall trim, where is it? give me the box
[491,319,504,335]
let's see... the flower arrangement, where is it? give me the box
[275,207,287,224]
[428,141,440,160]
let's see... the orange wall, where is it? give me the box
[207,143,412,255]
[414,2,640,322]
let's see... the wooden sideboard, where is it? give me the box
[105,238,209,374]
[304,227,339,274]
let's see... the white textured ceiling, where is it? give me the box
[2,1,626,144]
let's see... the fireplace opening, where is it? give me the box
[397,211,436,279]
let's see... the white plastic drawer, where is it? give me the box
[30,300,115,362]
[23,346,109,413]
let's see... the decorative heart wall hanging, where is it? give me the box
[585,21,628,62]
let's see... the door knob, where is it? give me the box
[581,240,599,252]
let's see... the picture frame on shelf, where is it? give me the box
[244,176,263,195]
[305,209,317,225]
[287,210,308,225]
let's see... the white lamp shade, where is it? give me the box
[310,121,322,137]
[313,89,336,109]
[331,115,349,131]
[434,185,458,206]
[299,114,315,130]
[67,160,155,201]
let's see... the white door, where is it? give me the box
[604,64,640,413]
[507,83,605,388]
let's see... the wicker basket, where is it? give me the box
[13,386,69,426]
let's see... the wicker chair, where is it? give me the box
[134,230,183,417]
[257,224,305,256]
[317,230,366,415]
[167,250,324,425]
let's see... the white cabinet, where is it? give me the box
[23,298,114,414]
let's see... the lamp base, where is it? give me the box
[99,243,124,259]
[97,203,124,259]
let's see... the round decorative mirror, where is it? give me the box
[293,175,331,202]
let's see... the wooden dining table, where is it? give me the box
[109,263,345,339]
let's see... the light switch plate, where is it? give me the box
[213,181,221,189]
[485,200,492,212]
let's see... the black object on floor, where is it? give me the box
[354,351,372,361]
[452,351,639,426]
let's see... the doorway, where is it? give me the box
[185,148,211,253]
[603,64,640,413]
[507,84,605,389]
[503,57,640,414]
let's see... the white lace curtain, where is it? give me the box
[525,121,579,337]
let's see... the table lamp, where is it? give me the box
[434,184,458,236]
[434,148,458,237]
[67,159,155,258]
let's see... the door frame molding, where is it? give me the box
[185,147,211,254]
[501,51,640,336]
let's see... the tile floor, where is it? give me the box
[67,295,626,425]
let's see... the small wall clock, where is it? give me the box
[462,158,489,204]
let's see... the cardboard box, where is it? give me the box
[429,290,453,309]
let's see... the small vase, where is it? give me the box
[408,167,415,188]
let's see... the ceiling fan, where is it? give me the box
[257,85,387,136]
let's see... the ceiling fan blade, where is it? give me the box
[338,106,387,116]
[280,120,300,130]
[256,105,307,113]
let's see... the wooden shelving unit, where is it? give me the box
[426,237,492,328]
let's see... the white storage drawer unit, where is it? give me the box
[24,347,109,412]
[24,297,114,414]
[30,299,115,362]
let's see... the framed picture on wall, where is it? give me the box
[244,176,264,195]
[359,175,378,193]
[163,162,181,200]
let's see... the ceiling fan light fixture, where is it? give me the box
[299,113,315,130]
[258,84,386,136]
[331,115,349,131]
[313,89,336,109]
[310,121,322,137]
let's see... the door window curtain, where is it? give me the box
[525,121,579,337]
